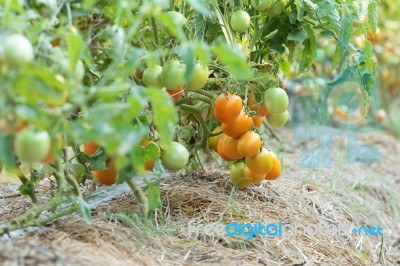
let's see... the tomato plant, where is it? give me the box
[0,0,377,234]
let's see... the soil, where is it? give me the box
[1,125,399,266]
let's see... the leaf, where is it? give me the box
[116,166,135,184]
[67,31,85,72]
[0,134,18,168]
[368,1,377,35]
[287,27,310,42]
[146,88,178,148]
[194,14,207,40]
[147,183,162,211]
[213,44,252,81]
[78,197,92,224]
[338,16,352,57]
[187,0,211,17]
[298,26,316,73]
[295,0,305,21]
[181,46,196,84]
[160,13,186,42]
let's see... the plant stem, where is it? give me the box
[126,178,149,218]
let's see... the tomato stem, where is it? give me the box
[126,178,149,219]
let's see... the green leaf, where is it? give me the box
[160,13,186,42]
[367,1,377,35]
[298,26,316,73]
[181,46,196,83]
[78,197,92,224]
[67,31,85,72]
[295,0,305,21]
[147,182,162,211]
[287,27,310,42]
[116,166,135,184]
[146,88,178,148]
[338,16,352,57]
[194,14,207,40]
[213,44,252,81]
[187,0,211,18]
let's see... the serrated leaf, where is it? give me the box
[368,1,377,35]
[78,197,92,224]
[116,166,135,184]
[299,26,316,73]
[147,182,162,211]
[213,44,252,81]
[338,16,352,57]
[67,32,85,72]
[295,0,305,21]
[194,14,206,40]
[160,13,186,42]
[287,27,310,42]
[146,88,178,148]
[187,0,211,17]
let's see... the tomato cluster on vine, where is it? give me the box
[210,91,287,189]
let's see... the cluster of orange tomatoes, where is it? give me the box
[208,92,282,189]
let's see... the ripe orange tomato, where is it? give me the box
[367,28,381,44]
[222,135,243,161]
[222,110,252,138]
[244,166,265,184]
[214,92,243,123]
[252,116,263,128]
[167,87,184,102]
[265,153,281,180]
[245,148,273,175]
[84,142,100,157]
[247,91,270,116]
[93,159,117,186]
[208,126,223,152]
[0,120,27,134]
[237,131,261,158]
[217,134,232,161]
[375,109,386,123]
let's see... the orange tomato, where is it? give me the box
[247,91,270,116]
[167,87,184,102]
[375,109,386,123]
[0,120,27,134]
[84,142,100,157]
[93,159,117,186]
[222,135,243,161]
[237,131,261,158]
[265,153,281,180]
[367,28,381,44]
[252,116,263,128]
[217,134,232,161]
[222,110,252,138]
[245,148,273,175]
[244,166,265,184]
[208,126,223,152]
[214,92,243,123]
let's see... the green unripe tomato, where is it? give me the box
[231,10,251,33]
[3,34,34,66]
[59,59,85,82]
[186,63,209,91]
[160,60,186,90]
[161,142,189,171]
[264,87,289,114]
[15,130,51,163]
[268,0,285,16]
[142,65,163,88]
[251,0,273,11]
[230,162,251,189]
[266,110,289,128]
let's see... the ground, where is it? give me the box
[1,125,399,266]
